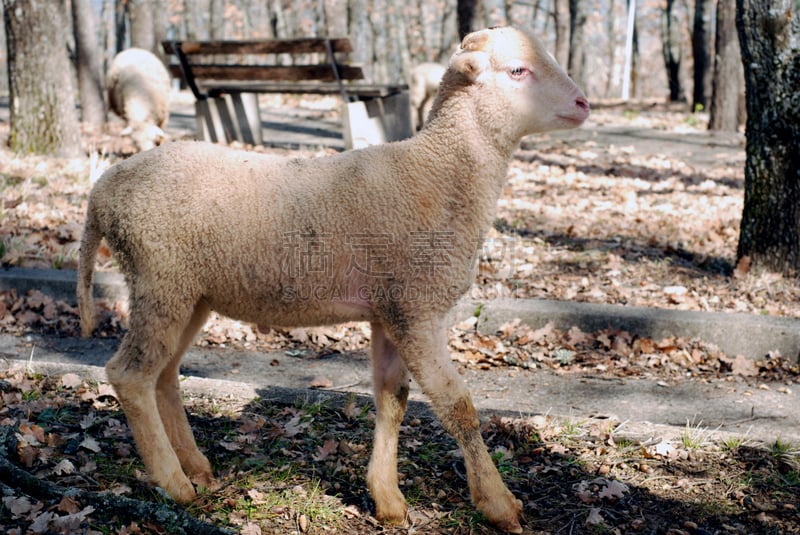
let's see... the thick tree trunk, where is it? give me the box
[661,0,684,102]
[3,0,81,157]
[736,0,800,274]
[72,0,106,128]
[129,0,156,51]
[709,0,744,131]
[692,0,714,111]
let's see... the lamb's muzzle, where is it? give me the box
[77,26,588,533]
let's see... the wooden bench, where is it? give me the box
[162,37,413,149]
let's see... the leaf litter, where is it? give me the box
[1,105,799,533]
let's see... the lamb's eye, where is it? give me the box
[509,66,528,79]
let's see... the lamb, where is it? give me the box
[106,47,171,151]
[77,26,589,533]
[409,62,446,130]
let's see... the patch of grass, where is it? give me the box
[680,419,718,450]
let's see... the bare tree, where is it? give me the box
[660,0,685,102]
[709,0,744,131]
[553,0,570,68]
[72,0,106,128]
[457,0,478,39]
[568,0,587,92]
[691,0,714,111]
[736,0,800,274]
[3,0,81,157]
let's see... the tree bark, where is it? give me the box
[457,0,478,40]
[553,0,570,68]
[568,0,588,93]
[736,0,800,274]
[692,0,714,111]
[129,0,156,51]
[709,0,744,131]
[72,0,106,128]
[3,0,81,157]
[661,0,685,102]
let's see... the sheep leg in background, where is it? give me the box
[366,322,411,524]
[155,301,214,488]
[104,299,197,503]
[394,318,523,533]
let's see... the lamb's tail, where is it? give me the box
[77,203,102,338]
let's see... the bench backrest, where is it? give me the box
[162,37,363,100]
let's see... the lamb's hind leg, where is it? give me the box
[393,318,523,534]
[366,322,410,525]
[156,300,214,490]
[105,297,196,503]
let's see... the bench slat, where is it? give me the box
[163,38,354,56]
[167,64,365,83]
[199,80,407,98]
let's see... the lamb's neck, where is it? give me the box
[399,112,515,242]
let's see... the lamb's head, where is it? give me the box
[442,26,589,137]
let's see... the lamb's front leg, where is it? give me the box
[394,318,523,534]
[367,322,411,525]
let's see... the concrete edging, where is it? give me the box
[3,267,798,362]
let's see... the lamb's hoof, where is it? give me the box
[161,475,196,504]
[190,472,220,493]
[374,499,409,527]
[482,497,523,533]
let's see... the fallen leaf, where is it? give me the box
[732,354,758,377]
[313,438,338,461]
[309,376,333,389]
[60,373,83,389]
[599,479,629,500]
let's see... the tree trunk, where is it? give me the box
[457,0,478,40]
[553,0,570,68]
[736,0,800,274]
[3,0,81,157]
[709,0,744,131]
[129,0,156,51]
[568,0,587,93]
[72,0,106,128]
[691,0,714,111]
[661,0,685,102]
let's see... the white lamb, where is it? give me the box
[410,62,446,130]
[107,47,171,151]
[78,27,589,533]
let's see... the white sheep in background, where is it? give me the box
[106,47,171,151]
[78,27,589,533]
[409,61,446,130]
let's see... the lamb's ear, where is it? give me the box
[451,30,492,82]
[450,51,489,82]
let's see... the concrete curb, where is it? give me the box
[3,267,799,362]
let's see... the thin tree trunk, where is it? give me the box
[567,0,587,93]
[661,0,684,102]
[553,0,569,68]
[736,0,800,274]
[691,0,714,111]
[3,0,81,157]
[709,0,743,131]
[72,0,106,128]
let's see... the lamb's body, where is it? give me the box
[79,27,589,533]
[410,62,446,130]
[107,48,170,151]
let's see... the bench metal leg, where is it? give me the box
[194,94,262,145]
[342,91,413,150]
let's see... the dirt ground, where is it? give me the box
[0,99,799,534]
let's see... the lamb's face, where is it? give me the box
[452,26,590,136]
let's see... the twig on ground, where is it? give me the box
[0,454,232,535]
